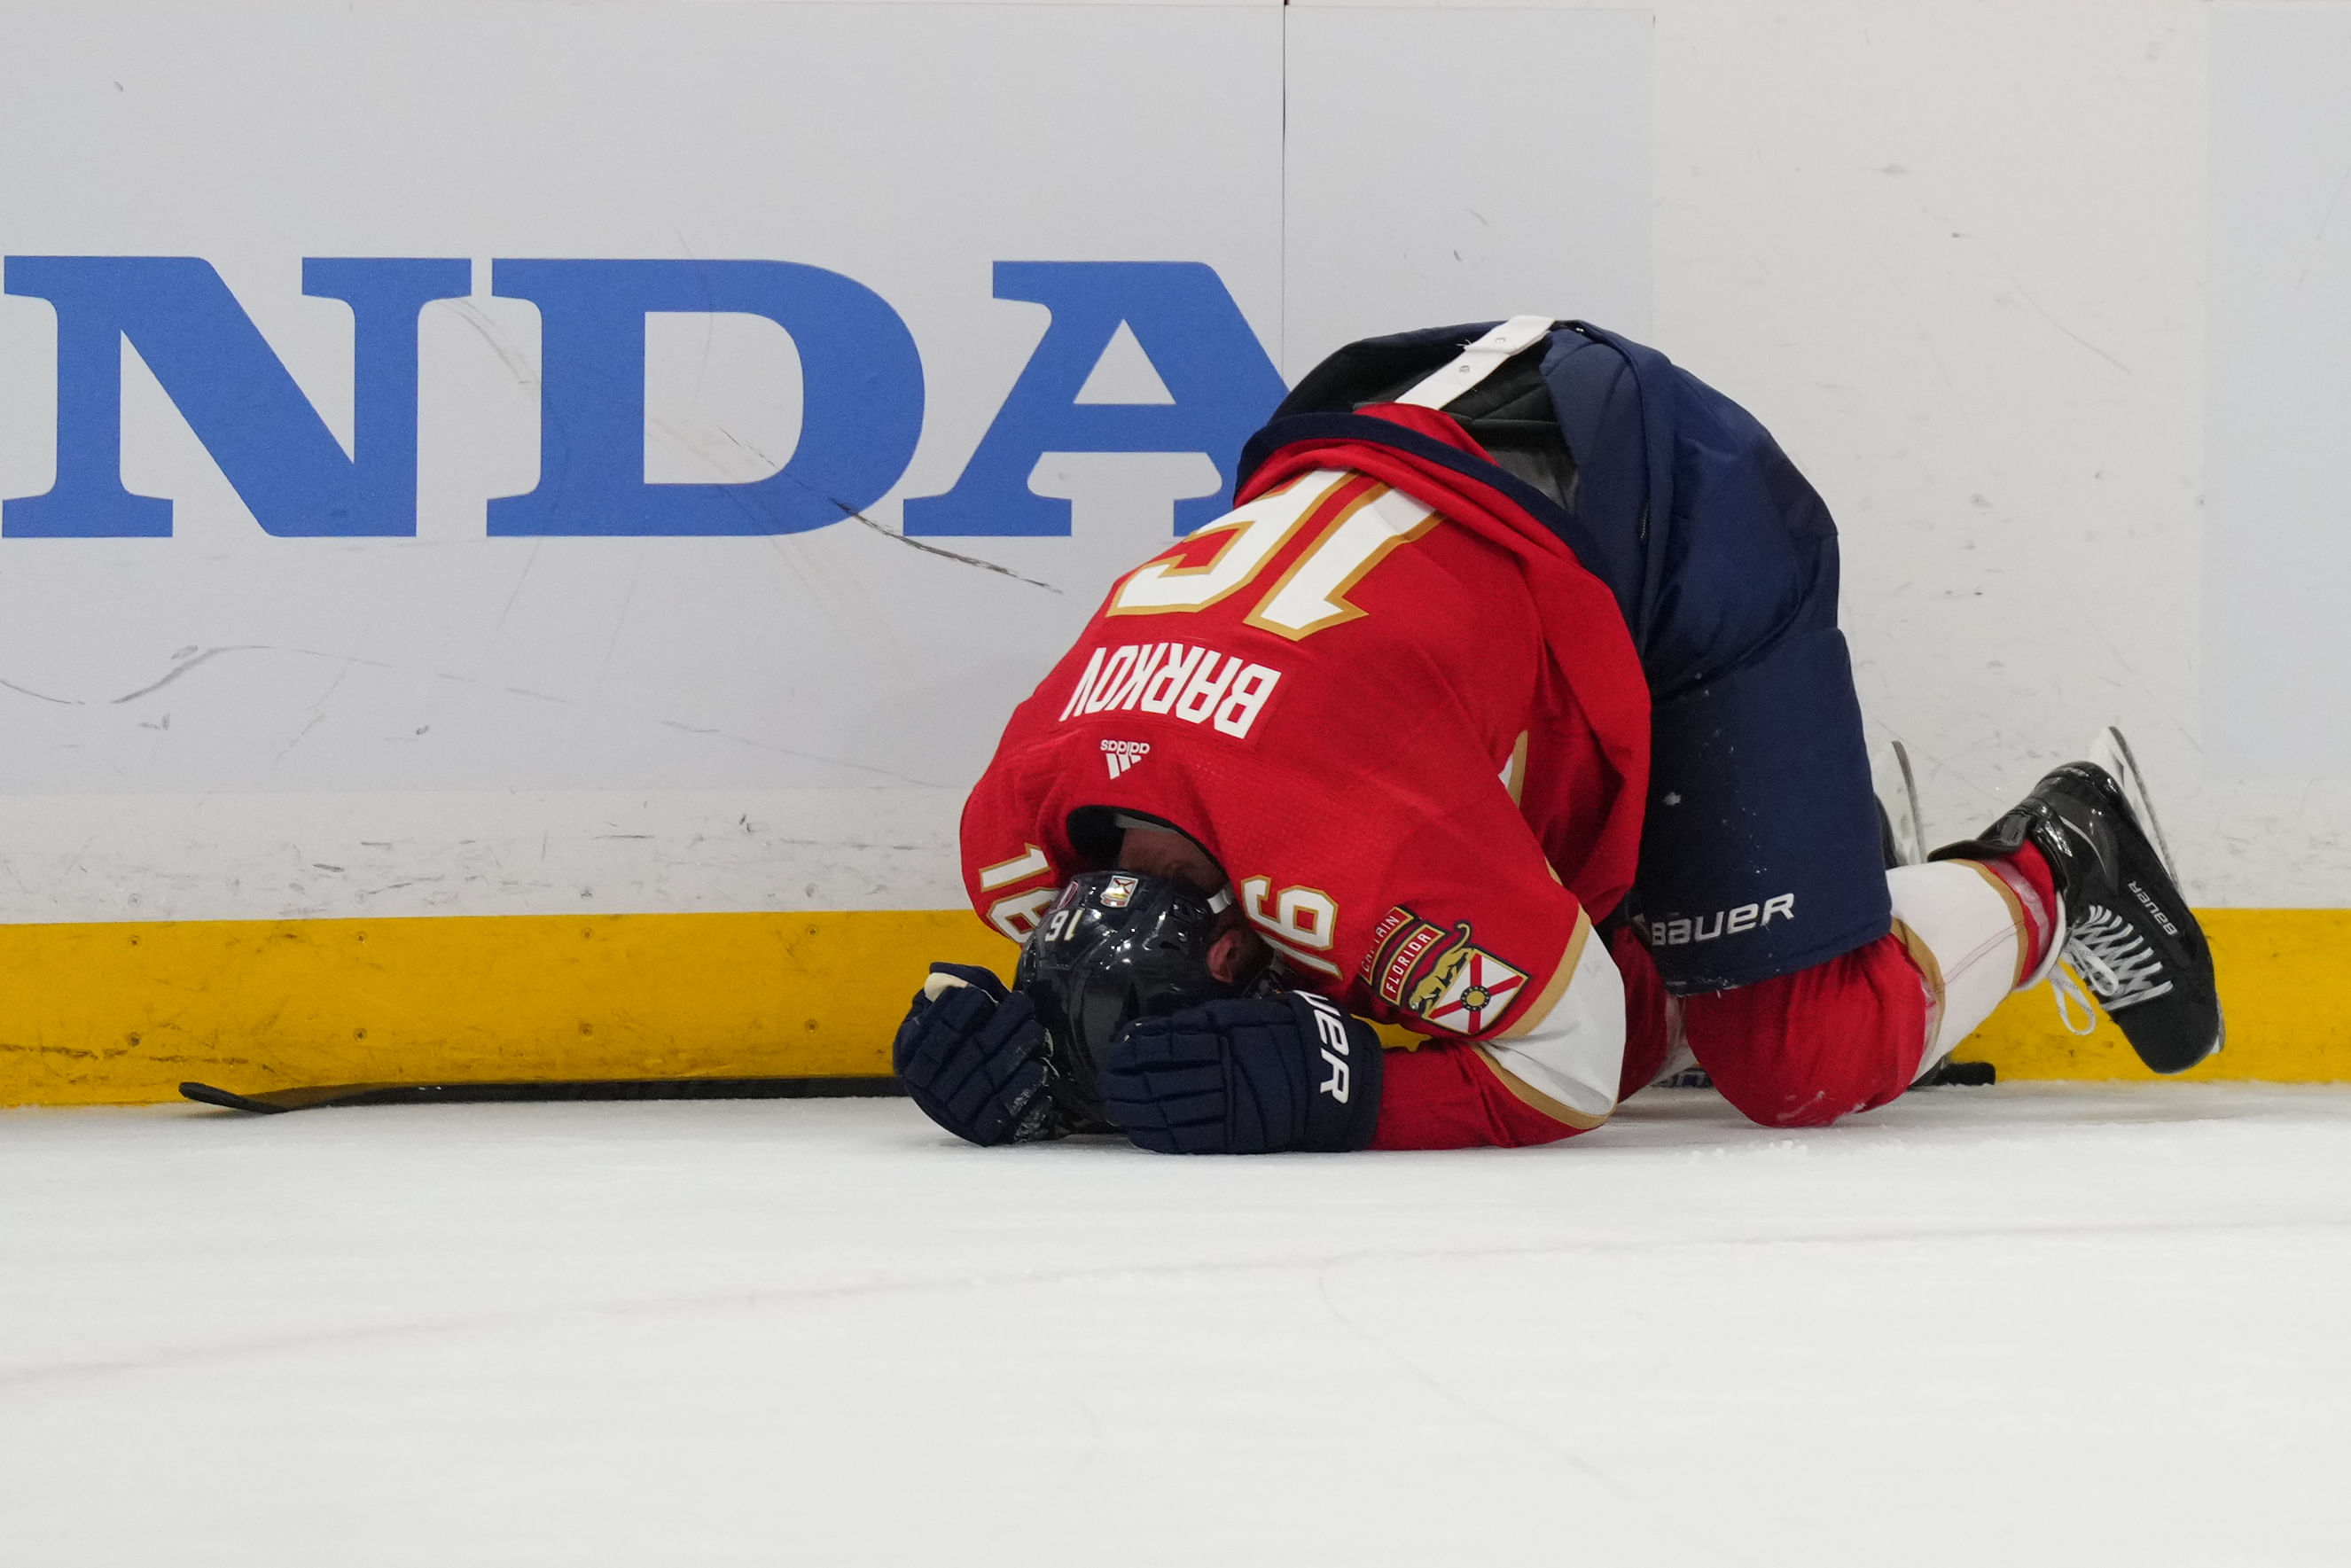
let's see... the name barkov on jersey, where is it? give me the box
[1058,641,1284,740]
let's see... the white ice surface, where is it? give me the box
[4,1085,2348,1566]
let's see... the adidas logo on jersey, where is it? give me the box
[1102,739,1151,778]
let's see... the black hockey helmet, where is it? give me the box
[1014,869,1242,1125]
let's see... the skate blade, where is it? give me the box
[2084,726,2179,883]
[1872,738,1925,868]
[2076,727,2222,1065]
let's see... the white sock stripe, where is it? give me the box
[1886,861,2032,1079]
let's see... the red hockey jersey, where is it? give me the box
[960,405,1653,1140]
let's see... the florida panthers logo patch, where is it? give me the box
[1361,906,1527,1035]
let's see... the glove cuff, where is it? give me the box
[1283,992,1384,1151]
[924,962,1011,1003]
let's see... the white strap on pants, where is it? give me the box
[1394,316,1557,411]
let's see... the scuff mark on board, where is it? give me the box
[835,500,1061,593]
[652,717,940,786]
[111,645,396,706]
[0,677,83,706]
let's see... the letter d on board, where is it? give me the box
[488,260,924,535]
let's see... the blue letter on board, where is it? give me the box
[3,255,469,537]
[488,260,925,535]
[902,262,1285,537]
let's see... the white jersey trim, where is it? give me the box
[1475,909,1625,1127]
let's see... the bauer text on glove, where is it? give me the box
[1095,992,1384,1154]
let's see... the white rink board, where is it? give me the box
[0,0,1652,923]
[2208,3,2351,778]
[4,1084,2348,1564]
[1638,0,2347,908]
[0,4,1292,800]
[1281,6,1652,369]
[1,0,2348,924]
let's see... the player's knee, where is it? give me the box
[1698,1039,1884,1127]
[1683,947,1925,1127]
[1710,1069,1877,1128]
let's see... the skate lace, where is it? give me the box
[2049,903,2173,1034]
[2048,966,2100,1036]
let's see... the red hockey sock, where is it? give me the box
[1982,841,2059,975]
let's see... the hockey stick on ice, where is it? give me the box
[179,1076,906,1114]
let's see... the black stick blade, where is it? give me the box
[178,1076,906,1113]
[180,1080,301,1113]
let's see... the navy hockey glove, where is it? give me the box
[1097,993,1384,1154]
[892,963,1066,1146]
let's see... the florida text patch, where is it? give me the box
[1361,906,1528,1035]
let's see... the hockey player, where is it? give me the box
[894,318,2223,1153]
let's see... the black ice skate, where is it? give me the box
[1928,729,2222,1074]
